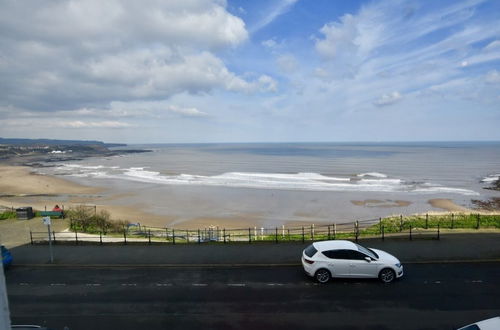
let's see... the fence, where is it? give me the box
[28,213,500,245]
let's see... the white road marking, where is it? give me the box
[121,283,137,286]
[156,283,173,287]
[471,280,483,283]
[227,283,246,287]
[266,283,284,286]
[433,281,441,284]
[86,283,101,286]
[19,283,29,286]
[192,283,208,287]
[50,283,66,286]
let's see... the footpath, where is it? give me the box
[6,233,500,267]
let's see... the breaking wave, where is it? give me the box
[52,164,479,196]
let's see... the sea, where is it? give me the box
[37,142,500,227]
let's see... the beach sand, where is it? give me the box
[428,198,472,212]
[0,165,479,229]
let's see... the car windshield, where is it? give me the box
[356,243,378,259]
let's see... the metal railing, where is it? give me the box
[28,213,500,245]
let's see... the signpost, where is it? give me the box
[43,216,54,263]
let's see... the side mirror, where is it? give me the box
[364,257,371,262]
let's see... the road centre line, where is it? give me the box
[227,283,246,287]
[192,283,208,287]
[50,283,66,286]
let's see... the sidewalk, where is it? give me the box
[7,233,500,266]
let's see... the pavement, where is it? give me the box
[7,232,500,266]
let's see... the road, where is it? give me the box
[5,262,500,330]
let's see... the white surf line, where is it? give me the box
[192,283,208,287]
[227,283,246,287]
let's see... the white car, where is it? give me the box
[302,240,403,283]
[457,316,500,330]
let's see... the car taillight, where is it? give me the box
[303,258,314,264]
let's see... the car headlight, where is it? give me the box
[395,263,401,268]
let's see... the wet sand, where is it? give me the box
[0,165,481,229]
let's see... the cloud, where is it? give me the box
[276,54,298,73]
[167,105,208,117]
[485,70,500,84]
[262,39,278,49]
[374,92,403,106]
[0,118,131,129]
[251,0,299,32]
[0,0,261,114]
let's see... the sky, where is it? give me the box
[0,0,499,143]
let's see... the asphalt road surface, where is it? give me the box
[5,262,500,330]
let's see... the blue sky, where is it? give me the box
[0,0,499,143]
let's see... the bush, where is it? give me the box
[67,205,129,234]
[0,211,16,220]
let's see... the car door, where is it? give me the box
[347,250,379,278]
[322,250,351,277]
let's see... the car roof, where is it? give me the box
[313,240,357,251]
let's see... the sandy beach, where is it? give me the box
[0,165,482,229]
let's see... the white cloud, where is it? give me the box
[0,0,262,114]
[277,54,298,73]
[257,75,278,92]
[262,39,278,49]
[167,105,208,117]
[485,70,500,84]
[374,91,403,107]
[251,0,299,32]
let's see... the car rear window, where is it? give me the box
[304,244,318,258]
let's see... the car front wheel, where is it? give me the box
[379,268,396,283]
[315,269,331,283]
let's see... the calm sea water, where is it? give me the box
[39,142,500,226]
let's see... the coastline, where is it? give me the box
[0,164,488,229]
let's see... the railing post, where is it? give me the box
[223,229,226,244]
[198,229,201,244]
[451,213,454,229]
[30,230,33,245]
[247,228,251,243]
[334,223,337,240]
[52,231,56,245]
[186,230,189,243]
[149,230,152,245]
[425,213,429,229]
[173,229,176,245]
[382,225,385,241]
[437,223,440,240]
[302,226,305,243]
[275,227,278,243]
[310,225,314,241]
[400,215,403,232]
[100,231,103,245]
[379,218,382,235]
[355,221,359,242]
[123,229,127,245]
[409,225,412,240]
[476,213,480,229]
[328,225,331,240]
[75,229,78,245]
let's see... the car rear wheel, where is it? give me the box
[315,269,331,283]
[379,268,396,283]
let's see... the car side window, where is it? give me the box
[322,249,351,259]
[345,250,369,260]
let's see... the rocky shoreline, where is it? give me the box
[0,138,151,166]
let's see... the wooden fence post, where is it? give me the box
[148,230,151,245]
[400,215,403,232]
[476,214,480,229]
[275,227,278,243]
[248,228,252,244]
[425,213,429,229]
[328,225,331,240]
[451,213,455,229]
[302,226,305,243]
[172,229,176,245]
[30,230,33,245]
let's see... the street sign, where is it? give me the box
[42,216,51,225]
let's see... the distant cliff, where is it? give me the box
[0,137,149,165]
